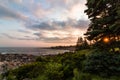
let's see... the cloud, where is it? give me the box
[72,20,90,29]
[0,4,27,21]
[0,0,88,22]
[1,18,89,43]
[44,0,87,20]
[11,0,23,4]
[27,22,53,30]
[17,29,30,33]
[1,31,74,43]
[31,20,88,43]
[0,0,89,46]
[2,33,40,41]
[33,32,76,43]
[25,19,89,31]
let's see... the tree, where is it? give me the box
[84,0,120,50]
[76,37,89,50]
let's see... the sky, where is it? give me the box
[0,0,89,47]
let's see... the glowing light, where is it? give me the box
[103,37,109,43]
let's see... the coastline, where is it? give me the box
[0,53,37,74]
[0,49,72,74]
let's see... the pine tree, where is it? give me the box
[76,37,89,50]
[84,0,120,51]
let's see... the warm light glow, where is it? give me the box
[103,37,109,43]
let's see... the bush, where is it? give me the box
[7,51,88,80]
[32,75,47,80]
[60,53,86,80]
[6,75,16,80]
[36,56,52,62]
[12,62,45,80]
[44,62,63,80]
[73,68,92,80]
[84,50,120,77]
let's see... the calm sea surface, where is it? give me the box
[0,47,69,56]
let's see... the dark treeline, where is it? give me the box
[50,45,76,51]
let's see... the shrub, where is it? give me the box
[73,68,92,80]
[60,53,86,80]
[12,62,45,80]
[44,62,63,80]
[36,56,49,62]
[6,75,16,80]
[32,75,47,80]
[84,50,120,77]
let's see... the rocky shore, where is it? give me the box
[0,53,36,74]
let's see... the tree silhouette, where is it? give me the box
[84,0,120,51]
[76,37,89,51]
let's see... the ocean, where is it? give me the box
[0,47,69,56]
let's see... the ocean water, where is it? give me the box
[0,47,69,56]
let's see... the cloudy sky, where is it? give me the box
[0,0,89,47]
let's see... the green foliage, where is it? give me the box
[36,56,49,62]
[32,62,64,80]
[84,50,120,77]
[12,62,45,80]
[77,73,91,80]
[8,50,89,80]
[7,49,120,80]
[6,75,16,80]
[62,53,86,80]
[73,68,92,80]
[44,62,63,80]
[85,0,120,49]
[73,68,80,80]
[32,75,47,80]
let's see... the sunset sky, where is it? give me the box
[0,0,89,47]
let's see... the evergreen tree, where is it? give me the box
[84,0,120,50]
[76,37,89,50]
